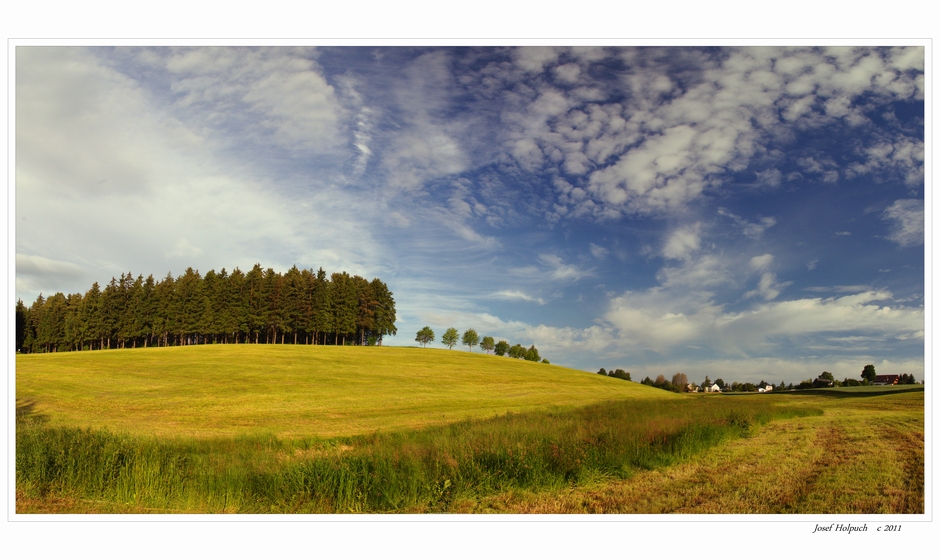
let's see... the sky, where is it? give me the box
[13,45,926,384]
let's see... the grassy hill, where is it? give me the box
[16,344,674,440]
[16,345,921,514]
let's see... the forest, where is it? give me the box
[15,264,397,353]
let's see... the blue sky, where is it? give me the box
[14,45,925,384]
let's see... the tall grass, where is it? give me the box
[16,397,821,513]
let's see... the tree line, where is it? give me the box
[795,365,920,389]
[15,264,397,353]
[595,363,922,394]
[631,372,785,393]
[415,326,548,363]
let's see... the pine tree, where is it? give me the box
[245,264,266,344]
[228,267,248,343]
[369,278,397,345]
[14,262,396,352]
[15,299,28,352]
[311,268,333,345]
[330,272,357,345]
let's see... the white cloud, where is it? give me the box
[492,290,546,305]
[589,243,609,259]
[15,47,390,304]
[500,47,923,220]
[744,272,791,301]
[604,288,922,358]
[165,47,345,154]
[749,254,774,271]
[378,52,471,192]
[656,254,734,289]
[553,63,582,84]
[513,46,562,73]
[804,285,873,293]
[847,137,924,185]
[382,131,470,191]
[15,254,91,299]
[16,254,86,278]
[718,208,777,239]
[662,224,701,261]
[755,168,783,187]
[538,254,590,282]
[882,199,924,247]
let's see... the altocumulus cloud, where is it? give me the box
[14,45,924,383]
[882,199,924,247]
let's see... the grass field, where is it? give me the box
[15,345,924,514]
[463,391,924,513]
[16,345,676,439]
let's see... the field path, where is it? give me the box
[459,392,923,514]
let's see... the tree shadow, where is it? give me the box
[780,386,925,399]
[15,399,49,424]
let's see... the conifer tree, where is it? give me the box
[14,262,396,353]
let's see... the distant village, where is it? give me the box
[595,366,922,393]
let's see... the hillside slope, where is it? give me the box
[16,345,675,439]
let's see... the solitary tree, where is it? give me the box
[861,364,877,384]
[415,326,435,348]
[480,336,495,354]
[462,329,480,351]
[442,327,459,349]
[494,340,510,356]
[672,372,689,392]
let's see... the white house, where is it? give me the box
[704,383,722,393]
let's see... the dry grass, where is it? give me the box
[455,392,923,514]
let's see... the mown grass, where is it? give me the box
[462,392,924,514]
[16,396,821,513]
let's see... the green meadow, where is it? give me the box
[16,345,676,439]
[15,345,923,514]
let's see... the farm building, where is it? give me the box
[873,374,901,385]
[704,383,722,393]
